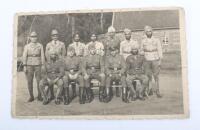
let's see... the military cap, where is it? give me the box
[68,46,75,52]
[51,29,59,35]
[108,26,116,33]
[29,31,37,37]
[124,28,131,34]
[144,25,153,32]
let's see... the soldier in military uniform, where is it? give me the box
[120,28,139,60]
[126,47,148,101]
[103,26,121,97]
[68,33,85,57]
[105,46,128,103]
[103,26,121,56]
[85,33,104,56]
[23,31,45,102]
[39,50,65,105]
[140,26,163,98]
[63,46,85,104]
[83,44,106,103]
[45,29,66,61]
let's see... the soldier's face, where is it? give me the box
[69,51,75,57]
[91,35,97,42]
[51,34,58,41]
[89,49,96,55]
[74,34,80,42]
[108,32,115,38]
[125,33,131,40]
[145,30,152,38]
[30,36,37,43]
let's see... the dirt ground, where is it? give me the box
[13,70,184,117]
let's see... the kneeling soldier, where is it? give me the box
[63,46,84,104]
[126,48,148,101]
[83,44,106,103]
[39,50,64,105]
[105,46,128,103]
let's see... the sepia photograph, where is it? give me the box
[12,7,188,119]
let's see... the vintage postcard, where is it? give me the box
[12,7,189,119]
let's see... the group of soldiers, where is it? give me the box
[22,25,163,105]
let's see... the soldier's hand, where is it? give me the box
[109,74,112,77]
[119,73,122,77]
[23,66,27,73]
[74,73,78,79]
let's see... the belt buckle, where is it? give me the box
[91,67,95,70]
[51,71,55,74]
[114,67,117,71]
[32,54,36,57]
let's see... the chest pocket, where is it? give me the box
[28,46,41,55]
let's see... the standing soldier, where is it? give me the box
[67,33,85,97]
[105,46,128,103]
[126,47,148,101]
[68,33,85,57]
[45,29,66,100]
[39,50,65,105]
[140,25,163,98]
[45,29,66,61]
[120,28,139,60]
[103,26,121,56]
[85,33,104,56]
[23,31,45,102]
[103,26,121,97]
[63,46,85,105]
[83,44,106,103]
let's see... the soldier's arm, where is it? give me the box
[100,56,105,73]
[125,56,131,72]
[45,44,50,61]
[82,57,87,75]
[40,44,45,65]
[157,39,163,59]
[77,57,82,75]
[119,42,123,55]
[41,64,48,80]
[99,42,105,56]
[105,58,111,76]
[62,42,67,57]
[22,45,28,66]
[139,40,145,55]
[120,55,126,74]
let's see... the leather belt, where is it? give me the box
[109,67,121,71]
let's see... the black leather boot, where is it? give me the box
[116,87,120,97]
[99,86,105,102]
[72,84,77,99]
[122,87,129,103]
[79,87,85,104]
[64,87,70,105]
[104,87,111,103]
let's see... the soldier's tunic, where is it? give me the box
[120,39,139,60]
[105,54,126,88]
[68,42,85,57]
[83,54,105,88]
[23,42,45,98]
[126,54,148,97]
[85,41,104,56]
[45,40,66,61]
[63,56,84,87]
[103,36,120,56]
[140,36,163,76]
[39,59,64,101]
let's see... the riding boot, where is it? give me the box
[72,84,77,99]
[116,87,120,97]
[104,87,111,103]
[64,87,70,105]
[79,87,85,104]
[27,85,34,102]
[88,88,94,103]
[99,86,105,102]
[122,87,129,103]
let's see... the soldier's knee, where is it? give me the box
[57,79,64,87]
